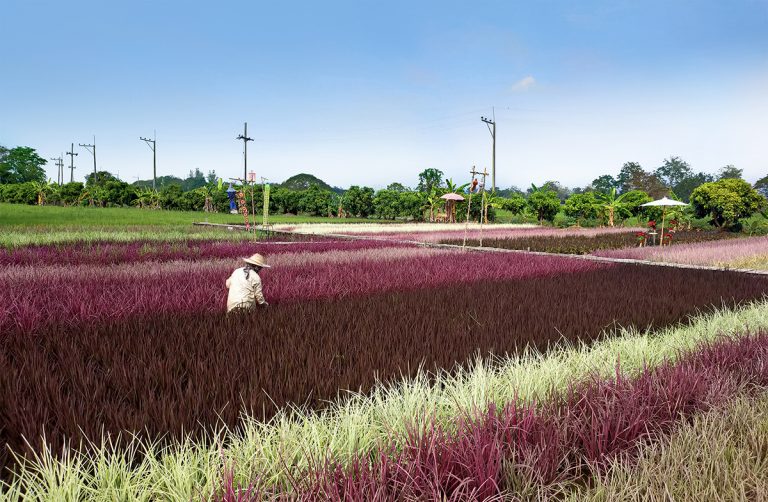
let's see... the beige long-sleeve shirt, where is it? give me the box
[226,267,266,312]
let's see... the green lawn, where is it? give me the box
[0,203,381,247]
[0,203,375,227]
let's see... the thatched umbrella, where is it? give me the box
[440,192,465,223]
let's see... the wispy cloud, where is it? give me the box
[511,75,536,92]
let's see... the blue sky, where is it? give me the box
[2,0,766,188]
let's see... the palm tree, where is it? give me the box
[596,188,630,227]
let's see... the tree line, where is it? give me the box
[1,144,767,231]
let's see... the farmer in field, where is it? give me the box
[226,253,270,313]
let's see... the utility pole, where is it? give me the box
[65,143,78,183]
[481,108,496,192]
[49,156,64,185]
[139,131,157,190]
[79,135,97,178]
[236,122,253,182]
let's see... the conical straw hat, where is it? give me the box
[243,253,270,268]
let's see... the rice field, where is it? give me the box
[595,235,768,270]
[3,220,768,499]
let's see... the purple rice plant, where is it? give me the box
[0,238,406,266]
[594,235,768,267]
[292,333,768,499]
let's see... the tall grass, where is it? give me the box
[454,230,737,255]
[2,250,609,332]
[594,235,768,268]
[4,300,768,499]
[571,394,768,501]
[289,333,768,500]
[0,239,399,266]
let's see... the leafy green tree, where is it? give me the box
[563,192,599,224]
[344,185,375,218]
[626,169,668,199]
[654,156,692,189]
[673,171,713,202]
[386,182,409,192]
[133,175,184,190]
[616,162,644,193]
[181,167,207,191]
[271,187,302,214]
[281,173,341,193]
[159,185,185,210]
[527,185,561,223]
[0,146,9,183]
[85,171,119,187]
[498,193,527,214]
[755,175,768,198]
[717,165,743,180]
[529,181,571,201]
[690,178,766,229]
[59,182,84,206]
[416,168,444,193]
[0,146,47,183]
[619,190,653,217]
[496,185,524,198]
[0,182,37,204]
[300,184,334,216]
[591,174,617,194]
[398,191,424,220]
[372,189,401,219]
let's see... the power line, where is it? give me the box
[65,143,78,183]
[139,131,157,190]
[236,122,253,182]
[481,108,496,192]
[78,135,97,178]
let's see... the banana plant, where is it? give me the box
[421,187,440,222]
[31,179,56,206]
[596,188,630,227]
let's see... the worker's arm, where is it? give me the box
[251,275,268,306]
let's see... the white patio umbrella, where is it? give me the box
[640,197,688,246]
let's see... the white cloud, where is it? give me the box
[511,75,536,92]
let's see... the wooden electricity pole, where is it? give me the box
[236,122,253,182]
[79,135,97,178]
[481,109,496,192]
[50,156,64,185]
[65,143,78,183]
[139,132,157,190]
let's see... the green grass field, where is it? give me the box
[0,203,378,227]
[0,203,381,247]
